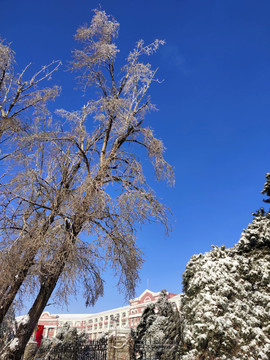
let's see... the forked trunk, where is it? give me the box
[1,269,62,360]
[1,234,71,359]
[0,214,56,326]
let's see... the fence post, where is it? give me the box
[107,335,132,360]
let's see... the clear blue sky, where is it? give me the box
[2,0,270,314]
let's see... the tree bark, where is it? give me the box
[0,255,34,324]
[0,214,55,325]
[1,263,64,360]
[1,226,77,360]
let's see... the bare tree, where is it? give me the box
[0,37,61,157]
[0,37,60,326]
[0,10,174,359]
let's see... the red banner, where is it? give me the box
[35,325,44,348]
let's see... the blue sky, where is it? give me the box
[2,0,270,314]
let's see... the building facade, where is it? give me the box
[37,289,181,340]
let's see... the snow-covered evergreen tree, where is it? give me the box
[161,300,182,360]
[134,303,156,345]
[133,290,181,360]
[181,205,270,359]
[144,290,170,343]
[133,304,157,360]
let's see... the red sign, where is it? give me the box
[35,325,44,348]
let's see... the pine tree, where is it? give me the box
[135,304,156,344]
[133,290,181,360]
[133,304,156,360]
[181,175,270,360]
[161,304,181,360]
[154,290,181,360]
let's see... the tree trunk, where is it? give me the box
[1,266,63,360]
[1,205,84,358]
[0,214,55,325]
[0,256,34,325]
[1,231,73,360]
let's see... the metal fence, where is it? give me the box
[132,340,180,360]
[44,338,108,360]
[37,336,180,360]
